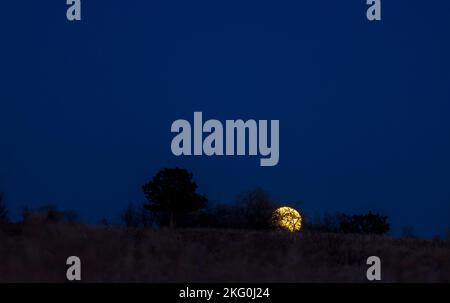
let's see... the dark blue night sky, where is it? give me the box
[1,1,449,237]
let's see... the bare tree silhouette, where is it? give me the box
[237,188,279,229]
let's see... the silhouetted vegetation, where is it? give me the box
[1,224,449,282]
[0,192,9,224]
[135,170,392,235]
[238,189,280,229]
[307,211,390,235]
[1,171,449,283]
[121,203,141,228]
[307,212,342,233]
[142,168,207,228]
[339,211,390,235]
[201,189,280,230]
[99,218,109,226]
[22,205,80,225]
[121,202,155,228]
[402,226,416,239]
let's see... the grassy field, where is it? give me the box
[1,222,449,282]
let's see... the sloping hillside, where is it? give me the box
[1,223,449,282]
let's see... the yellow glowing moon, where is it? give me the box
[272,206,302,232]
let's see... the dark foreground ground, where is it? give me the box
[1,222,449,282]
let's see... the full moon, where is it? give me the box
[272,206,302,232]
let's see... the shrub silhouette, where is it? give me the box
[339,211,390,235]
[0,192,9,224]
[121,202,156,228]
[402,226,416,238]
[308,211,390,235]
[142,168,207,228]
[199,189,281,230]
[207,204,246,229]
[307,211,342,233]
[63,210,80,224]
[121,203,141,228]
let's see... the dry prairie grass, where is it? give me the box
[0,222,449,282]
